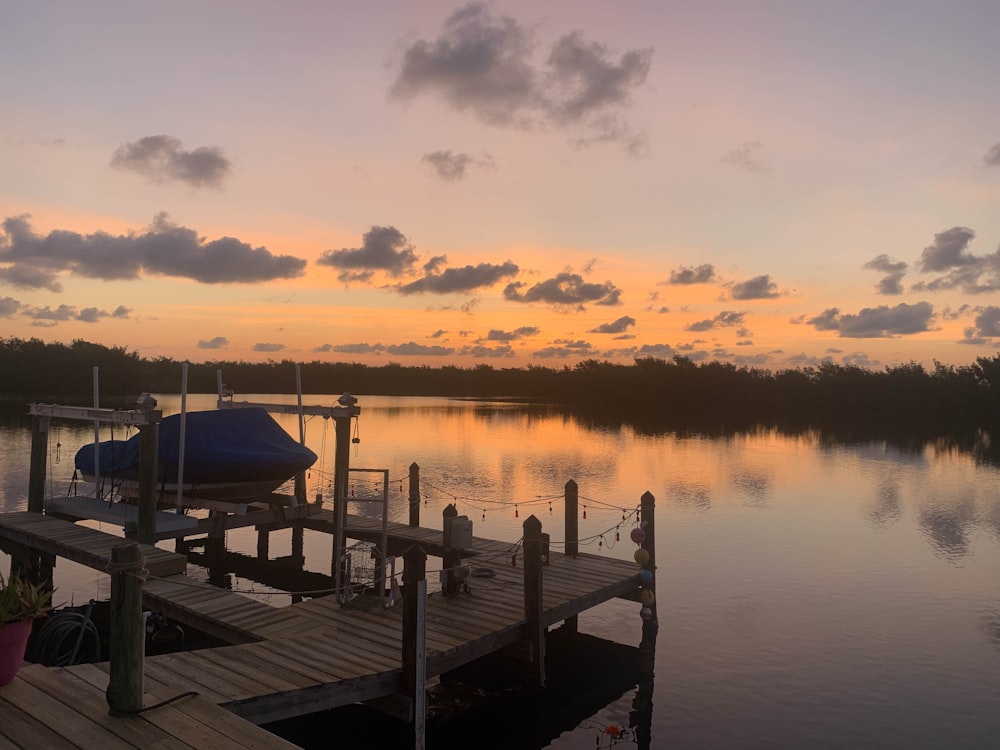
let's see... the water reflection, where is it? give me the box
[732,471,771,508]
[918,496,977,560]
[866,482,903,530]
[666,480,712,512]
[980,608,1000,651]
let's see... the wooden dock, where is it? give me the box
[0,494,653,748]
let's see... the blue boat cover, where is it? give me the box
[74,408,317,485]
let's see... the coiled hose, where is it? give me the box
[35,600,101,666]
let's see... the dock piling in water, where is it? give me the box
[523,514,546,687]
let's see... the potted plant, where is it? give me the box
[0,572,53,686]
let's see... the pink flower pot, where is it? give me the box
[0,619,33,687]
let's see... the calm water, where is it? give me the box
[2,394,1000,749]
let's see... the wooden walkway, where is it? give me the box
[0,511,186,577]
[0,509,644,744]
[1,663,301,750]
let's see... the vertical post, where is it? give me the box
[331,466,347,597]
[256,526,270,559]
[564,479,578,558]
[332,416,352,585]
[92,367,101,499]
[27,415,48,514]
[108,542,144,714]
[25,415,51,588]
[408,462,421,528]
[562,479,580,633]
[137,422,158,546]
[640,491,656,623]
[402,545,427,749]
[522,514,545,687]
[441,503,459,597]
[175,362,189,513]
[293,364,305,507]
[632,491,658,750]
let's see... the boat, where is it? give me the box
[73,407,317,501]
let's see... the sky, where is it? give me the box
[2,0,1000,371]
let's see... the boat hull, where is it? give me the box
[74,407,317,502]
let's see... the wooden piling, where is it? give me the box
[331,416,352,590]
[22,416,50,587]
[402,545,427,749]
[136,422,158,545]
[27,416,48,514]
[640,491,656,622]
[561,480,580,632]
[408,462,421,528]
[107,542,144,714]
[522,514,545,687]
[564,479,578,558]
[256,527,270,559]
[441,503,459,597]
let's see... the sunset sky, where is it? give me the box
[3,1,1000,370]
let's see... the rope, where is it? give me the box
[104,555,149,582]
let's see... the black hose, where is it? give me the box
[35,603,101,666]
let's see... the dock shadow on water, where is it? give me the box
[264,623,657,749]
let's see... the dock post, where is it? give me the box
[256,527,270,559]
[332,415,352,594]
[563,479,579,633]
[408,462,420,527]
[640,491,657,623]
[108,542,144,714]
[402,545,427,749]
[631,492,658,750]
[136,421,158,546]
[564,479,578,558]
[441,503,459,596]
[27,415,48,514]
[523,514,545,687]
[21,415,52,588]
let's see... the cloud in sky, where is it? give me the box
[807,301,935,337]
[17,303,128,325]
[0,213,306,288]
[398,260,519,294]
[984,142,1000,167]
[386,342,454,356]
[959,305,1000,346]
[668,264,717,285]
[316,225,418,280]
[0,297,19,316]
[912,227,1000,294]
[730,275,780,300]
[864,254,908,295]
[252,342,285,353]
[589,315,636,334]
[389,3,652,153]
[686,310,746,332]
[503,272,621,308]
[110,135,231,188]
[485,326,539,341]
[533,338,595,358]
[422,150,495,182]
[198,336,229,349]
[722,140,769,173]
[331,343,386,354]
[461,343,515,357]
